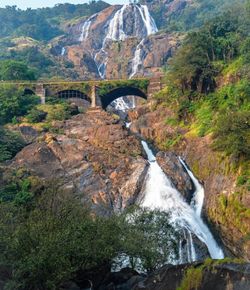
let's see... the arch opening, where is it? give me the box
[56,89,91,103]
[100,86,147,109]
[23,88,35,95]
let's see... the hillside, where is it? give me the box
[0,0,247,80]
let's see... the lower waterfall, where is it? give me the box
[140,141,224,261]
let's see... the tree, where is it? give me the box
[0,84,39,125]
[120,207,179,272]
[0,127,25,162]
[0,60,36,80]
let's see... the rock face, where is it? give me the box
[9,110,149,215]
[156,151,195,203]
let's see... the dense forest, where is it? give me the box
[0,1,109,41]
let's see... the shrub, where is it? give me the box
[0,85,39,125]
[26,108,47,123]
[0,127,25,162]
[213,110,250,161]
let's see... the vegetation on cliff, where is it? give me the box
[158,0,250,163]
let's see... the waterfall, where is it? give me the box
[140,141,224,261]
[130,39,144,78]
[179,158,204,217]
[136,5,158,35]
[79,18,92,41]
[106,4,128,41]
[61,47,66,56]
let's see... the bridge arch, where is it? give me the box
[23,88,35,95]
[100,86,147,109]
[55,89,91,103]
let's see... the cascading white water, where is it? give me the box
[140,141,224,260]
[179,158,204,217]
[61,47,66,56]
[110,4,158,109]
[136,5,158,35]
[106,4,128,41]
[79,18,92,41]
[130,39,144,78]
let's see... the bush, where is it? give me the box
[0,85,40,125]
[0,127,25,162]
[213,110,250,160]
[26,108,47,123]
[37,103,72,122]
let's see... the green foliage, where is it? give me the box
[0,177,33,205]
[36,103,74,122]
[0,84,39,125]
[0,127,25,162]
[98,79,149,96]
[0,2,109,41]
[119,207,179,272]
[0,186,179,289]
[213,110,250,160]
[145,0,246,32]
[177,265,203,290]
[158,1,250,162]
[26,108,47,123]
[177,258,246,290]
[0,60,36,80]
[163,133,183,150]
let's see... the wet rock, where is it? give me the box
[156,151,195,203]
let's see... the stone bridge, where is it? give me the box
[1,77,165,109]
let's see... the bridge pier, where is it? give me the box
[35,84,46,104]
[91,85,96,108]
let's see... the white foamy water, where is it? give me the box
[136,5,158,35]
[140,141,224,260]
[130,39,144,78]
[61,47,66,56]
[179,157,204,217]
[79,18,92,41]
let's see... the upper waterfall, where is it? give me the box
[105,4,158,41]
[78,3,158,79]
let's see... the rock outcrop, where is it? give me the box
[8,110,149,215]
